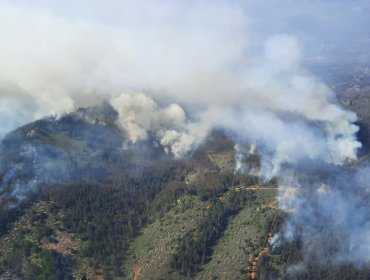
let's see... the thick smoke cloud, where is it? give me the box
[0,2,361,173]
[0,0,369,269]
[0,1,361,173]
[110,92,205,157]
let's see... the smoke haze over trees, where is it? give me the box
[0,0,370,278]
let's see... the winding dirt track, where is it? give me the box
[133,266,142,280]
[234,185,278,192]
[257,199,279,211]
[249,233,272,280]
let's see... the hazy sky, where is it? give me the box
[2,0,369,62]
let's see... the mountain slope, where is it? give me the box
[1,98,370,279]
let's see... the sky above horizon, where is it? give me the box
[1,0,369,63]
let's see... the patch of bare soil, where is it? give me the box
[43,231,79,256]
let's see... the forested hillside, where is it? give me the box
[0,109,274,279]
[1,85,370,279]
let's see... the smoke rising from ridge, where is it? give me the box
[0,0,369,270]
[0,2,361,171]
[110,92,206,157]
[0,3,359,168]
[274,165,370,269]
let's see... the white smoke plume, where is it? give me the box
[110,92,207,157]
[234,144,246,173]
[275,166,370,266]
[0,2,361,174]
[234,144,259,175]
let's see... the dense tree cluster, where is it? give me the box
[171,190,256,277]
